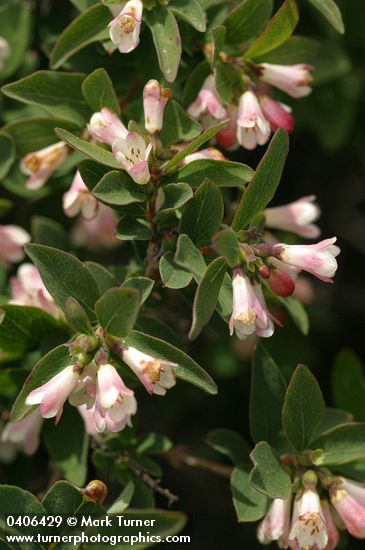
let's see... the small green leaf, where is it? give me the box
[107,481,135,514]
[231,466,268,522]
[180,179,224,247]
[211,26,226,67]
[160,252,193,289]
[2,71,91,127]
[282,365,325,451]
[116,217,152,241]
[252,36,320,65]
[65,297,93,334]
[160,100,202,148]
[250,441,292,499]
[95,287,141,338]
[315,408,353,436]
[224,0,273,45]
[276,294,309,335]
[51,4,111,69]
[91,170,146,206]
[311,423,365,465]
[85,262,120,294]
[136,433,172,455]
[55,128,122,169]
[214,61,243,104]
[173,159,254,188]
[32,216,70,251]
[121,277,154,305]
[232,129,289,231]
[169,0,206,32]
[174,234,206,281]
[245,0,299,60]
[124,330,217,394]
[331,350,365,421]
[25,243,100,319]
[212,229,240,267]
[0,486,45,539]
[307,0,344,34]
[144,3,182,83]
[189,257,226,340]
[250,345,287,446]
[0,132,15,180]
[206,428,250,465]
[78,159,111,190]
[42,480,101,517]
[82,68,121,114]
[155,183,193,220]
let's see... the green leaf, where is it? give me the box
[174,234,206,281]
[11,345,73,421]
[0,132,15,180]
[95,287,141,338]
[71,0,99,10]
[214,61,243,104]
[249,441,291,499]
[212,229,239,267]
[206,428,249,465]
[276,294,309,335]
[245,0,299,60]
[231,466,268,522]
[82,68,121,115]
[250,345,287,446]
[43,404,89,486]
[173,159,254,188]
[121,277,154,305]
[55,128,122,169]
[0,486,45,539]
[144,3,182,83]
[315,408,353,436]
[91,170,146,206]
[0,305,61,362]
[181,60,211,109]
[107,481,135,514]
[32,216,70,251]
[311,423,365,465]
[211,26,226,67]
[136,433,172,455]
[232,129,289,231]
[180,179,224,247]
[25,244,100,319]
[331,350,365,421]
[51,4,111,69]
[124,331,217,394]
[163,120,229,174]
[224,0,273,45]
[2,71,91,127]
[307,0,344,34]
[159,252,193,289]
[116,217,152,241]
[78,159,111,190]
[160,100,202,148]
[155,183,193,220]
[282,365,325,451]
[42,480,101,517]
[0,1,31,81]
[169,0,206,31]
[65,297,93,334]
[189,257,226,339]
[86,261,121,294]
[252,36,320,65]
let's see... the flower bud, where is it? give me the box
[82,480,108,505]
[267,267,295,297]
[143,80,172,133]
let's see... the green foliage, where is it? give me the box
[82,68,121,114]
[231,466,268,522]
[95,287,141,338]
[172,159,254,188]
[160,100,202,147]
[249,441,292,499]
[307,0,344,34]
[206,428,250,465]
[331,349,365,420]
[55,128,122,169]
[224,0,273,46]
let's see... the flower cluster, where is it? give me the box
[188,61,313,150]
[258,470,365,548]
[228,196,339,340]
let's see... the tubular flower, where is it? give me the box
[236,91,271,150]
[265,196,321,239]
[330,478,365,539]
[258,63,314,99]
[216,105,239,150]
[94,363,137,433]
[20,142,68,190]
[87,108,128,146]
[182,147,225,165]
[273,238,340,282]
[112,131,152,184]
[257,497,291,547]
[188,74,227,120]
[143,79,172,133]
[69,362,98,409]
[259,95,295,133]
[109,0,143,54]
[229,270,274,340]
[321,500,341,550]
[63,171,99,220]
[10,263,61,318]
[71,203,118,250]
[0,224,30,267]
[1,409,43,456]
[122,346,177,396]
[289,489,329,549]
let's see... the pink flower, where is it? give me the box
[259,95,295,133]
[229,270,274,340]
[0,224,30,267]
[69,362,98,409]
[87,108,127,146]
[236,91,271,150]
[259,63,314,99]
[188,75,227,120]
[20,142,68,190]
[289,489,329,549]
[321,500,341,550]
[122,346,177,395]
[265,196,321,239]
[273,238,340,282]
[78,404,107,440]
[330,478,365,539]
[63,171,99,220]
[257,497,291,547]
[216,106,239,150]
[143,79,172,134]
[94,363,137,433]
[25,365,81,423]
[10,263,61,318]
[1,409,43,456]
[112,132,152,185]
[267,265,296,297]
[108,0,143,54]
[71,203,118,249]
[182,147,225,165]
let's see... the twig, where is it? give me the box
[165,446,233,479]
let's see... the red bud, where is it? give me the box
[267,268,295,297]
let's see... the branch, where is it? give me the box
[165,446,233,479]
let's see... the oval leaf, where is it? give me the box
[95,287,141,338]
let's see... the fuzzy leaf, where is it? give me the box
[231,466,268,522]
[160,252,193,289]
[307,0,344,34]
[55,128,122,169]
[249,442,291,499]
[160,100,202,148]
[331,350,365,421]
[91,170,146,206]
[224,0,273,45]
[311,423,365,465]
[207,429,250,465]
[169,0,206,32]
[82,68,121,114]
[95,287,141,338]
[173,159,254,188]
[212,229,240,268]
[65,297,93,334]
